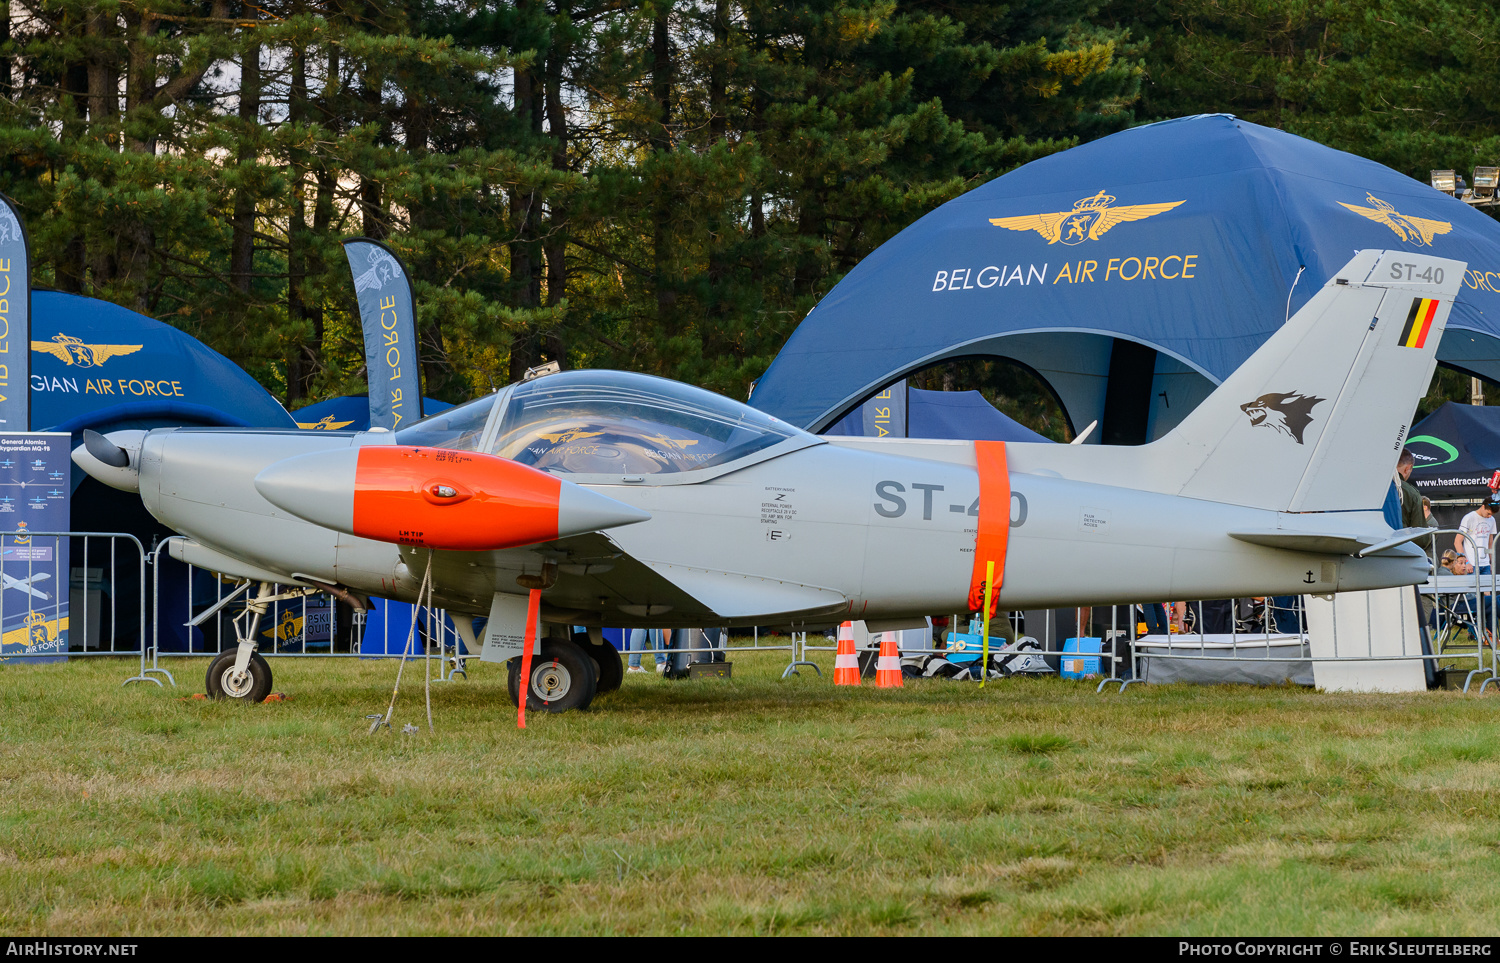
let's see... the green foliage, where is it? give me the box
[1105,0,1500,186]
[0,0,1139,410]
[1097,0,1500,416]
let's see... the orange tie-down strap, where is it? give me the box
[967,440,1010,616]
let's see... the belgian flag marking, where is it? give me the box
[1399,297,1441,349]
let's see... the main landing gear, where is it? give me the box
[505,628,623,713]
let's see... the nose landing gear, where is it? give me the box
[202,581,317,702]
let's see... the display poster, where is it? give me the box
[343,238,422,431]
[258,597,331,653]
[0,432,70,663]
[0,194,31,432]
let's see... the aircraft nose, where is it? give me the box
[558,483,651,537]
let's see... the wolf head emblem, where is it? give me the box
[1239,392,1325,444]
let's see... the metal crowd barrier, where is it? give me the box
[769,526,1500,696]
[148,536,472,679]
[15,521,1499,701]
[596,626,795,674]
[1090,526,1493,693]
[1086,525,1494,690]
[0,530,159,686]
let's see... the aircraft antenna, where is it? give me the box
[1284,264,1306,324]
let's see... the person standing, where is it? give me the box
[1396,449,1433,553]
[1456,496,1499,575]
[627,628,668,673]
[1138,602,1169,636]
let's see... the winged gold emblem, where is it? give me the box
[1337,193,1452,247]
[296,415,357,431]
[535,428,606,444]
[989,190,1186,245]
[31,333,143,368]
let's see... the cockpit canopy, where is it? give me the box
[394,370,809,477]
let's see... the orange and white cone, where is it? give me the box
[834,621,860,686]
[874,631,904,688]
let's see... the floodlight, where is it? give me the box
[1431,170,1458,194]
[1473,166,1499,201]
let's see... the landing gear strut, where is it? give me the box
[203,581,313,702]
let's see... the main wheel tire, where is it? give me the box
[588,641,623,693]
[506,638,598,713]
[205,649,273,702]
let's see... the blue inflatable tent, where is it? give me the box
[752,114,1500,443]
[826,386,1053,442]
[30,292,300,653]
[291,394,452,432]
[32,291,295,434]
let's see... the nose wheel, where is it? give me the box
[205,648,273,702]
[199,580,307,703]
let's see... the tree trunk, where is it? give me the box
[85,10,117,145]
[542,11,570,370]
[507,39,543,384]
[359,63,385,240]
[1,2,11,101]
[286,47,311,405]
[56,60,89,292]
[709,0,727,143]
[705,0,729,316]
[229,37,260,296]
[651,2,676,332]
[83,10,120,289]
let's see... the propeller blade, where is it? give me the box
[82,429,129,468]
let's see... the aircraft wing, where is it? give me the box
[416,532,848,626]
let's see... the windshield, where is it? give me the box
[490,370,803,475]
[393,394,497,450]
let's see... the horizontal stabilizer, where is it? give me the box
[1229,528,1429,557]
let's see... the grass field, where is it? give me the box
[3,647,1500,936]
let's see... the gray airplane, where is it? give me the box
[74,250,1459,710]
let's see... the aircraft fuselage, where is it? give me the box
[137,427,1422,627]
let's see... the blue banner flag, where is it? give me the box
[0,195,30,430]
[343,238,422,430]
[860,379,906,438]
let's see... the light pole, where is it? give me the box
[1431,168,1499,404]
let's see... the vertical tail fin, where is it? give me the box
[1161,250,1463,513]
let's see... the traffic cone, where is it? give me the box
[874,631,904,688]
[834,621,860,686]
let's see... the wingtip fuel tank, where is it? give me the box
[254,445,650,550]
